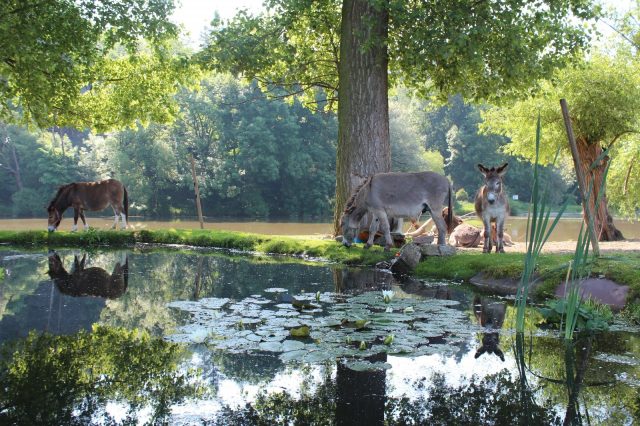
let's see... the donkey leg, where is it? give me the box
[496,219,505,253]
[482,218,493,253]
[79,210,89,230]
[111,206,119,229]
[365,216,380,249]
[72,209,79,232]
[431,211,448,246]
[377,212,394,251]
[120,211,128,229]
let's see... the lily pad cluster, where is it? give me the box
[166,288,479,366]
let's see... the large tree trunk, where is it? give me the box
[576,138,624,241]
[333,0,390,235]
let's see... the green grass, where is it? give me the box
[0,229,391,266]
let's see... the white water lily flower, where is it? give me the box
[385,306,393,313]
[190,328,210,344]
[382,290,395,304]
[403,306,415,314]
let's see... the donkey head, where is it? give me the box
[47,204,63,232]
[340,208,366,247]
[478,163,508,205]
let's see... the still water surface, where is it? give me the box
[1,248,640,424]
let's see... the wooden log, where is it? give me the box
[190,155,205,230]
[560,99,600,256]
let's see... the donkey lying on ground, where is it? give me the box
[475,163,510,253]
[340,171,454,250]
[450,222,515,248]
[405,207,514,248]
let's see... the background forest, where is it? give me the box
[1,0,638,222]
[0,78,569,219]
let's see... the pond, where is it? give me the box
[1,248,640,424]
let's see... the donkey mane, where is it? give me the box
[48,184,74,210]
[344,176,373,214]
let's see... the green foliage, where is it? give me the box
[620,303,640,325]
[515,117,568,332]
[390,88,444,173]
[481,54,640,217]
[11,189,45,217]
[0,0,194,130]
[538,299,613,333]
[0,325,201,424]
[421,95,568,204]
[455,188,469,203]
[205,1,598,106]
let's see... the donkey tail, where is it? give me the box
[447,185,454,233]
[123,186,129,222]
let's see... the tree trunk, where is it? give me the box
[333,0,390,235]
[576,137,624,241]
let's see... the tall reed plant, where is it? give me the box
[515,117,568,332]
[561,149,611,340]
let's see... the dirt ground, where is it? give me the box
[455,239,640,255]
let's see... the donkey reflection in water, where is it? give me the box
[47,251,129,299]
[340,171,454,251]
[47,178,128,232]
[474,296,507,362]
[475,163,510,253]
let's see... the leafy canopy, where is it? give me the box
[481,54,640,216]
[203,0,600,106]
[0,0,197,131]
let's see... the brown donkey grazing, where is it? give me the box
[47,178,128,232]
[475,163,510,253]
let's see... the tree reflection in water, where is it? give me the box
[0,326,201,425]
[209,368,561,425]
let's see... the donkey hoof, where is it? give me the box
[364,244,372,250]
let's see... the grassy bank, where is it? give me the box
[1,229,639,301]
[0,229,390,265]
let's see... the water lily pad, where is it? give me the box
[343,360,392,372]
[264,287,289,293]
[282,340,306,352]
[167,289,475,362]
[290,325,310,337]
[258,341,283,352]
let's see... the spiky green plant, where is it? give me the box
[561,149,611,339]
[515,117,568,332]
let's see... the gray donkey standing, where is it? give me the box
[475,163,510,253]
[341,171,454,251]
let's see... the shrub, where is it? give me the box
[455,188,469,203]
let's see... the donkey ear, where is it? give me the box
[496,163,509,176]
[477,164,489,175]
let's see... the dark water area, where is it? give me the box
[1,248,640,425]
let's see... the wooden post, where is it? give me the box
[190,155,205,230]
[560,99,600,256]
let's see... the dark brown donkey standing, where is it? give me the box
[475,163,510,253]
[47,178,128,232]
